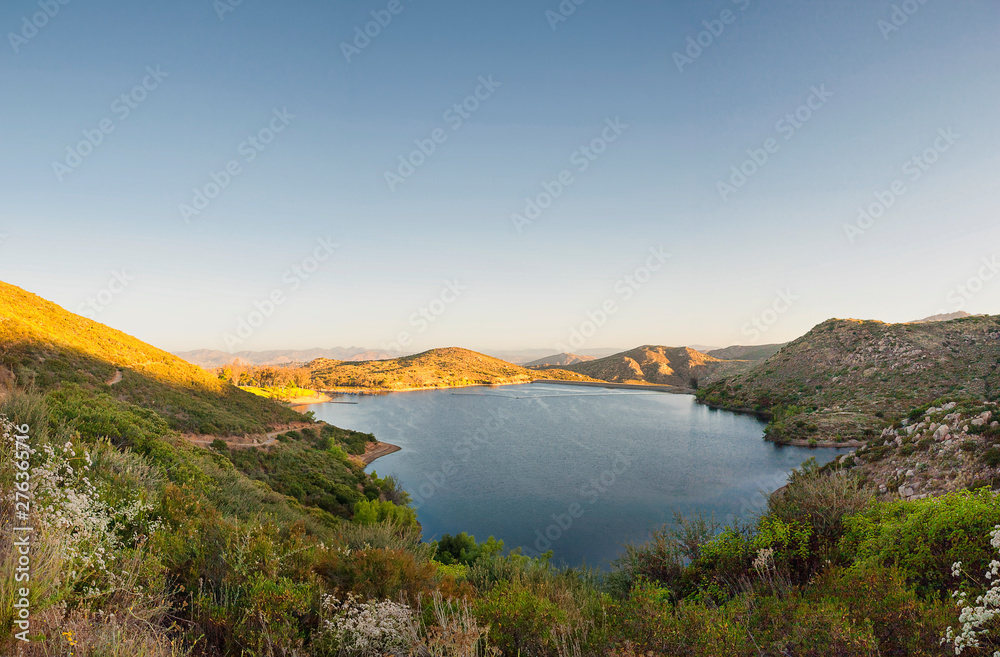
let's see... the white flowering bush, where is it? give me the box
[13,427,160,600]
[312,593,417,657]
[943,525,1000,655]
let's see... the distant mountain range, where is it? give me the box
[174,346,633,368]
[910,311,972,323]
[173,347,407,367]
[524,352,595,367]
[485,348,626,365]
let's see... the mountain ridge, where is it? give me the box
[697,314,1000,443]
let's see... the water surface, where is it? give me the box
[305,384,846,567]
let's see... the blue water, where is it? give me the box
[304,384,847,568]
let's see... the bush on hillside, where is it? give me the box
[840,488,1000,597]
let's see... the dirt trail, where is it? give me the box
[183,422,315,450]
[183,424,402,464]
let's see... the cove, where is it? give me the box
[304,383,848,568]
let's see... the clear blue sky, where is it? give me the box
[2,0,998,354]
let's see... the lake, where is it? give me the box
[304,383,848,568]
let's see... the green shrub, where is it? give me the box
[474,586,565,655]
[353,499,418,529]
[810,563,956,656]
[768,460,872,574]
[434,532,504,566]
[982,447,1000,467]
[840,488,1000,597]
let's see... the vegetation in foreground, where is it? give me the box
[9,380,1000,655]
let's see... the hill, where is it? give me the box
[697,315,1000,444]
[524,352,595,367]
[708,343,785,361]
[536,345,732,390]
[174,346,406,367]
[0,281,301,435]
[308,347,542,391]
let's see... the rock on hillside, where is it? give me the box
[697,315,1000,444]
[837,398,1000,500]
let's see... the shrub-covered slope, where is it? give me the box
[697,315,1000,443]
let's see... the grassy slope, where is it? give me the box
[307,346,601,390]
[0,281,301,435]
[697,315,1000,442]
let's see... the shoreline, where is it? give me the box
[531,379,692,393]
[773,438,865,448]
[314,378,691,397]
[358,441,402,465]
[315,380,535,396]
[282,392,334,405]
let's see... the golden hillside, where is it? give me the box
[0,280,300,434]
